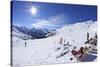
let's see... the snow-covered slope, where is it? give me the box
[12,25,32,43]
[12,20,97,66]
[56,20,97,49]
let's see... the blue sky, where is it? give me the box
[12,1,97,29]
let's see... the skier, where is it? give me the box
[84,32,90,44]
[87,32,89,41]
[25,41,27,47]
[90,37,97,46]
[95,33,97,39]
[59,37,63,45]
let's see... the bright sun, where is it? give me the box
[30,6,37,16]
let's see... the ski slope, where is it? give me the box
[12,20,97,66]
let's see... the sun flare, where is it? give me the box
[30,6,37,16]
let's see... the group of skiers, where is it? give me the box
[71,32,97,62]
[58,32,97,62]
[84,33,97,46]
[23,32,97,62]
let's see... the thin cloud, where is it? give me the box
[31,14,66,29]
[49,14,66,24]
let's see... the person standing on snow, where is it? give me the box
[25,41,27,47]
[87,32,89,41]
[59,37,63,45]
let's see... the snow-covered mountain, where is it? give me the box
[12,25,32,42]
[12,25,56,40]
[12,20,97,66]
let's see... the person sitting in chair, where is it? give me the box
[71,47,85,58]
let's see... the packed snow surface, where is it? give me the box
[12,20,97,66]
